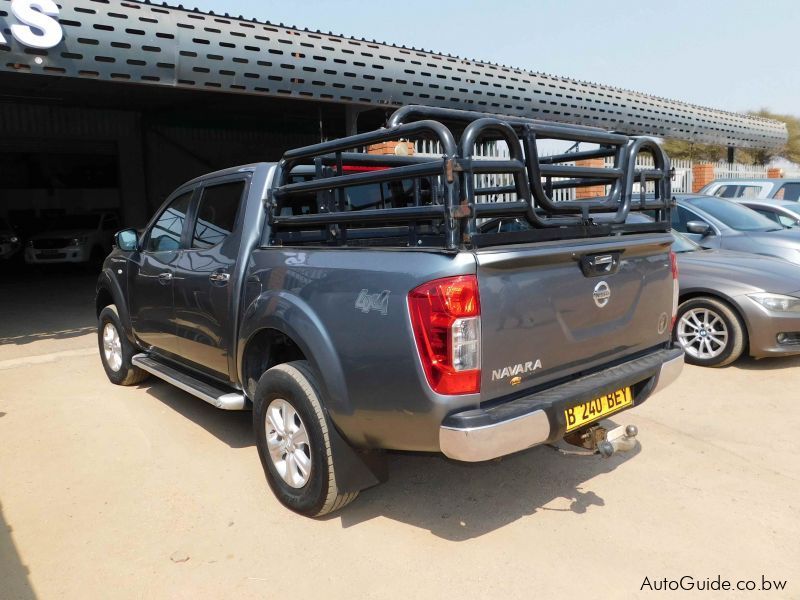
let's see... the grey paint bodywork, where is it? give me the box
[677,246,800,357]
[674,195,800,266]
[100,161,678,455]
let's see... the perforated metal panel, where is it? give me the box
[0,0,787,148]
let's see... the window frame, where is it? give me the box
[184,173,250,253]
[774,182,800,202]
[673,204,721,236]
[142,186,198,254]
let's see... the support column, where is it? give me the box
[692,162,716,193]
[575,157,606,199]
[767,167,783,179]
[117,112,149,227]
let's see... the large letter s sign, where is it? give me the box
[2,0,63,49]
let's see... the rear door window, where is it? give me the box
[775,183,800,201]
[191,180,245,249]
[714,185,738,198]
[714,185,763,199]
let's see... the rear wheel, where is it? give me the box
[253,361,358,517]
[98,305,149,385]
[674,297,745,367]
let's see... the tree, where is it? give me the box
[749,109,800,165]
[662,110,799,165]
[661,139,727,162]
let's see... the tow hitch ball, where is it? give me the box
[561,424,639,457]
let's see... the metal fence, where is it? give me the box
[415,139,693,199]
[416,138,800,198]
[711,162,769,180]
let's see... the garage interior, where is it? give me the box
[0,70,388,236]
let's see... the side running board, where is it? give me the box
[132,354,247,410]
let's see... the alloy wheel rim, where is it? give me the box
[677,307,729,360]
[265,398,312,489]
[102,322,123,372]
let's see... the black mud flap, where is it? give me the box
[328,424,388,494]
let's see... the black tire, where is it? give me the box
[97,305,149,385]
[253,361,358,517]
[673,297,746,367]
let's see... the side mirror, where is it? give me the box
[115,228,139,252]
[686,220,713,236]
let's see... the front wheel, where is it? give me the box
[98,305,149,385]
[674,297,746,367]
[253,361,358,517]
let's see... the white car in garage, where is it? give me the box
[0,217,22,261]
[25,212,120,266]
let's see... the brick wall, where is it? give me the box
[574,157,606,199]
[767,167,783,179]
[366,141,415,156]
[692,162,716,193]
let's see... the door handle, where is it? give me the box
[158,271,173,284]
[579,253,621,277]
[209,271,230,284]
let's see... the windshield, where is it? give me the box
[672,230,700,253]
[48,214,101,230]
[687,197,781,232]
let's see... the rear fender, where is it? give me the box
[238,290,350,418]
[238,291,386,493]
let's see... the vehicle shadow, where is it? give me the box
[136,382,637,540]
[0,501,37,600]
[734,355,800,371]
[335,441,639,541]
[141,380,253,448]
[0,270,98,346]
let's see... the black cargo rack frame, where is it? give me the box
[267,105,671,250]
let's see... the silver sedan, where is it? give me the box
[673,231,800,366]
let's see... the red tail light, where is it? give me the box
[670,250,679,332]
[408,275,481,395]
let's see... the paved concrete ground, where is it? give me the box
[1,272,799,599]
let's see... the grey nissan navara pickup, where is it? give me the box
[95,106,683,516]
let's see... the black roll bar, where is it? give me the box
[267,105,672,248]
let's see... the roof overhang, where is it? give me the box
[0,0,788,149]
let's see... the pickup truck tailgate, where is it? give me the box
[476,233,674,400]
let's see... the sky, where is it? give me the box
[185,0,800,117]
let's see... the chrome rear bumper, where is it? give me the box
[439,348,684,462]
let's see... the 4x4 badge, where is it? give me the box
[355,289,390,315]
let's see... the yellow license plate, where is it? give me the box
[564,387,633,432]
